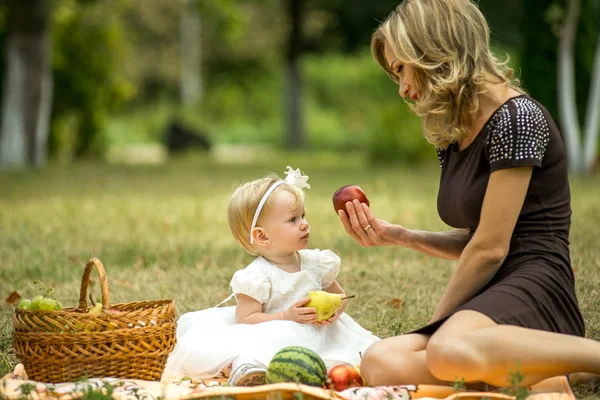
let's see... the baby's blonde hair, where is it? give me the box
[228,174,305,255]
[371,0,523,149]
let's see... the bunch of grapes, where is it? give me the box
[18,281,63,311]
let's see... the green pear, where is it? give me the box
[88,303,102,314]
[305,291,356,322]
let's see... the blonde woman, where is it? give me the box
[338,0,600,389]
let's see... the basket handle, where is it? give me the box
[78,258,110,311]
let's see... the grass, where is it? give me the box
[0,151,599,398]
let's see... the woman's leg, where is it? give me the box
[360,333,439,386]
[361,312,496,386]
[426,310,600,387]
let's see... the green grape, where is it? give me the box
[30,295,44,310]
[39,298,58,311]
[18,299,32,310]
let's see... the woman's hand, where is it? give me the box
[338,200,407,247]
[284,298,318,324]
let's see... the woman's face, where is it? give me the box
[384,41,418,102]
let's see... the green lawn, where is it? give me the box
[1,151,599,397]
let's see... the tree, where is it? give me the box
[556,0,600,174]
[49,0,132,160]
[521,0,560,121]
[180,0,202,105]
[0,0,52,169]
[285,0,305,148]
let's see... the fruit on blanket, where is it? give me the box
[333,185,370,215]
[327,364,365,391]
[266,346,328,387]
[305,291,356,322]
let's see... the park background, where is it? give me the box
[0,0,599,397]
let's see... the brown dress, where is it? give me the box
[412,94,585,337]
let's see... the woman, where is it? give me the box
[338,0,600,388]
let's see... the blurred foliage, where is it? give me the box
[103,0,598,162]
[302,0,402,53]
[50,0,134,160]
[520,0,560,120]
[196,0,285,71]
[107,50,429,162]
[522,0,599,125]
[303,51,427,162]
[118,0,182,100]
[0,4,8,110]
[573,0,599,125]
[0,0,597,163]
[102,0,441,161]
[114,0,286,102]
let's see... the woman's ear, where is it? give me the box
[251,228,270,246]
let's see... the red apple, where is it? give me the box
[333,185,370,215]
[327,364,365,392]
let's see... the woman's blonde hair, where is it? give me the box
[371,0,523,149]
[228,174,305,255]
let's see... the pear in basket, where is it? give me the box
[82,304,102,333]
[89,303,102,314]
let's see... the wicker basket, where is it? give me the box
[12,258,177,383]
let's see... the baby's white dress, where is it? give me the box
[162,248,380,381]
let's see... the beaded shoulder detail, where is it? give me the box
[487,97,550,164]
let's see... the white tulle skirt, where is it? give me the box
[161,306,380,382]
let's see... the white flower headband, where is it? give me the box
[249,166,310,244]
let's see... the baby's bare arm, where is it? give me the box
[235,294,317,324]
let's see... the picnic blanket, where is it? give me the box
[1,364,575,400]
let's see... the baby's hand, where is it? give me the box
[315,311,339,326]
[284,298,318,324]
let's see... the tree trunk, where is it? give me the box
[557,0,582,174]
[0,0,52,169]
[520,0,559,122]
[582,37,600,174]
[180,0,202,106]
[285,0,304,148]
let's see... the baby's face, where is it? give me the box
[260,190,310,255]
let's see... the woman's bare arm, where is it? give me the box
[401,228,470,260]
[339,200,470,260]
